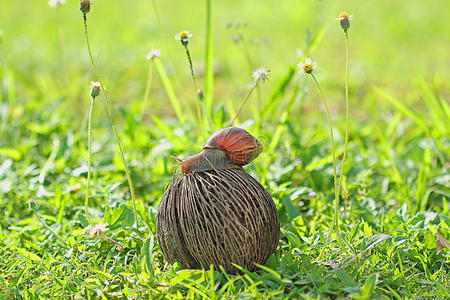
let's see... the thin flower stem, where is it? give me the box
[204,0,214,120]
[183,45,198,92]
[85,96,95,224]
[337,31,350,213]
[153,59,185,123]
[231,79,260,125]
[310,74,338,236]
[183,44,209,133]
[102,234,124,250]
[82,15,138,227]
[152,0,165,46]
[141,61,154,116]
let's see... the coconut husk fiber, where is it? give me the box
[156,167,280,274]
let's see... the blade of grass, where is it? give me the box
[418,79,448,134]
[425,123,448,171]
[372,86,426,130]
[204,0,214,120]
[268,85,302,151]
[415,147,432,212]
[439,95,450,120]
[154,58,186,123]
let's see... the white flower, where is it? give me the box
[48,0,66,8]
[146,49,162,60]
[336,12,354,31]
[308,191,317,197]
[90,81,101,98]
[252,66,271,82]
[335,12,354,21]
[297,57,317,76]
[87,223,109,239]
[174,31,192,44]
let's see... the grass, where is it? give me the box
[0,0,449,298]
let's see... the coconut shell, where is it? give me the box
[156,168,279,274]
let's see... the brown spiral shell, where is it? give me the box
[203,127,263,166]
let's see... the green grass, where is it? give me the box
[0,0,449,298]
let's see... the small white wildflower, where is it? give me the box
[48,0,66,8]
[335,12,354,31]
[88,222,109,239]
[252,67,271,82]
[297,57,317,76]
[174,31,192,45]
[26,199,36,209]
[146,49,162,60]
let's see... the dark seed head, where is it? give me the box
[80,0,91,14]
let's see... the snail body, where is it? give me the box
[173,149,237,174]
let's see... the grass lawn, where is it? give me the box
[0,0,449,298]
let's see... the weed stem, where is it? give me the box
[184,45,198,93]
[85,96,95,224]
[204,0,214,120]
[337,31,350,214]
[82,15,138,227]
[310,74,339,237]
[183,45,201,119]
[183,44,210,133]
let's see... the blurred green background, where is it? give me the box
[1,0,449,118]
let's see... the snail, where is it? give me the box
[172,127,263,174]
[157,127,279,274]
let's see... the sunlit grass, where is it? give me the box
[0,0,449,298]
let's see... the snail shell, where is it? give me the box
[203,127,263,166]
[172,127,263,174]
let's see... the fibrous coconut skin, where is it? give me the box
[156,167,280,274]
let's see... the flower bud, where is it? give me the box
[340,18,350,31]
[80,0,91,14]
[197,89,205,101]
[146,49,162,60]
[90,81,101,98]
[175,31,192,46]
